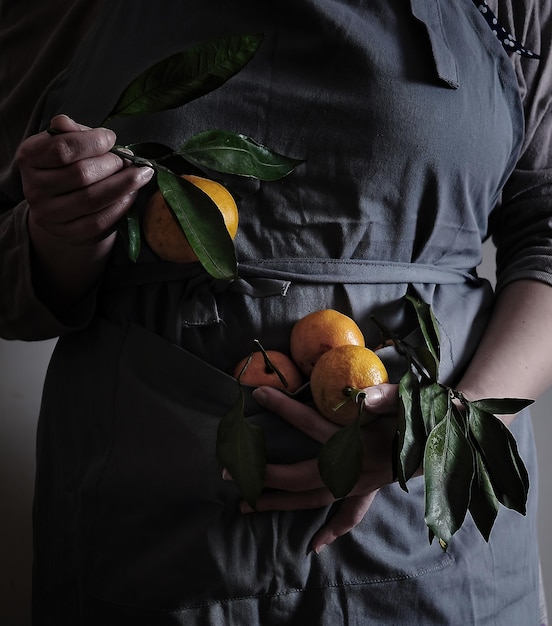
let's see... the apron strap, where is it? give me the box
[236,258,479,286]
[103,257,481,327]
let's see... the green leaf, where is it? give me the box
[156,168,238,280]
[467,404,529,514]
[469,451,499,542]
[412,344,439,381]
[470,397,534,415]
[318,417,363,499]
[424,413,475,547]
[405,294,440,378]
[106,34,264,120]
[178,130,303,180]
[396,368,425,489]
[216,385,266,510]
[125,204,141,262]
[419,382,450,434]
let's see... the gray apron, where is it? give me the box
[33,1,540,623]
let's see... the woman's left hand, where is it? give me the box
[238,384,401,554]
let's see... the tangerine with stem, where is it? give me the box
[290,309,365,377]
[143,174,238,263]
[310,344,388,425]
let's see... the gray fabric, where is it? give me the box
[1,0,551,624]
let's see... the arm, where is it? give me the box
[456,279,552,424]
[249,280,552,553]
[0,115,153,337]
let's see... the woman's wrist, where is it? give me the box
[28,212,115,315]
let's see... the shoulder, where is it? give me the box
[490,0,552,164]
[492,0,551,53]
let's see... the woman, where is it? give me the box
[1,0,551,623]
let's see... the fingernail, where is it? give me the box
[252,387,268,405]
[312,543,327,555]
[222,468,232,481]
[362,386,383,406]
[139,167,155,182]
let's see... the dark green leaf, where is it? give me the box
[469,451,499,542]
[424,415,474,546]
[178,130,303,180]
[419,382,450,434]
[396,368,425,489]
[106,34,264,120]
[216,385,266,510]
[318,417,363,499]
[125,205,141,262]
[412,344,439,381]
[405,294,440,375]
[467,405,529,514]
[470,397,534,415]
[156,168,238,280]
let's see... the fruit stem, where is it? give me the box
[371,314,431,382]
[332,387,366,412]
[236,353,254,383]
[253,339,289,388]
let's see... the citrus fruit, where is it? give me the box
[143,174,238,263]
[310,344,388,425]
[233,350,304,393]
[290,309,365,377]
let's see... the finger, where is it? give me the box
[252,386,339,443]
[309,491,379,554]
[49,113,92,133]
[241,486,334,514]
[29,167,153,242]
[29,193,138,245]
[31,164,153,223]
[362,383,399,415]
[24,152,126,201]
[17,124,117,170]
[263,459,325,492]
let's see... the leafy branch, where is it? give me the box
[63,33,303,277]
[375,294,532,549]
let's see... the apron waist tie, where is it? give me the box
[236,258,478,287]
[103,258,480,327]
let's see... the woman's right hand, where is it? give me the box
[17,114,153,247]
[236,383,402,554]
[16,114,154,312]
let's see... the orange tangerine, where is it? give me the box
[290,309,365,377]
[233,350,304,393]
[143,174,238,263]
[310,344,388,425]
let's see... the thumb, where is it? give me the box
[362,383,399,414]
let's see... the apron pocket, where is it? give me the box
[84,323,454,613]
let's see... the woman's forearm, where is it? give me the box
[456,279,552,424]
[27,215,117,314]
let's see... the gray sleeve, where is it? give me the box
[0,201,97,340]
[0,0,101,340]
[491,0,552,292]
